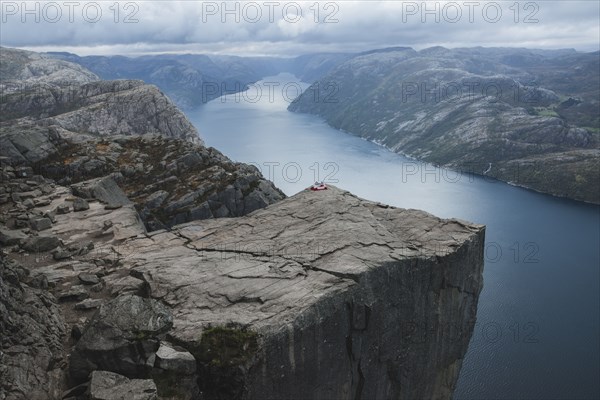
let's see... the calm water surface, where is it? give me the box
[187,74,600,399]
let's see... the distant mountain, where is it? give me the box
[0,47,201,146]
[0,46,98,85]
[46,52,352,109]
[289,47,600,204]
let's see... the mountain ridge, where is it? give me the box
[288,46,600,204]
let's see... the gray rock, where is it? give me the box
[22,235,60,252]
[154,342,196,375]
[43,209,56,222]
[177,151,203,168]
[73,197,90,211]
[22,198,35,209]
[58,286,89,302]
[78,272,100,285]
[69,294,173,382]
[61,382,89,399]
[52,248,74,260]
[51,241,94,260]
[0,229,27,246]
[0,257,66,399]
[71,176,131,207]
[29,217,52,231]
[90,282,104,293]
[34,198,52,207]
[75,298,104,310]
[112,186,485,399]
[88,371,158,400]
[56,203,71,214]
[144,190,169,210]
[0,47,98,86]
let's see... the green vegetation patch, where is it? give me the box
[531,107,559,118]
[196,326,259,368]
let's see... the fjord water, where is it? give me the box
[187,74,600,399]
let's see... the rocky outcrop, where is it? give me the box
[1,47,202,146]
[1,154,485,399]
[120,186,485,399]
[1,80,201,144]
[289,47,600,204]
[36,134,285,230]
[0,48,283,230]
[70,294,173,381]
[87,370,158,400]
[0,256,67,400]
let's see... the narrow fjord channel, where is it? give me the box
[187,74,600,399]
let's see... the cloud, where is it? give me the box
[1,1,598,56]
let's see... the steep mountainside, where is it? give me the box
[46,52,352,109]
[289,47,600,204]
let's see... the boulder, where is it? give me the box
[69,294,173,382]
[73,197,90,211]
[144,190,169,210]
[0,228,27,246]
[22,234,60,252]
[78,272,100,285]
[154,342,196,375]
[56,203,71,214]
[75,298,105,310]
[88,371,158,400]
[29,217,52,231]
[71,176,131,207]
[58,286,89,302]
[22,198,35,209]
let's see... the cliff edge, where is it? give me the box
[1,167,484,399]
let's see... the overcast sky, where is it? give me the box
[1,1,598,56]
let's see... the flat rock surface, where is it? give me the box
[115,186,483,343]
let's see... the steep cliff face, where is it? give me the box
[0,162,484,399]
[289,47,600,204]
[144,187,485,400]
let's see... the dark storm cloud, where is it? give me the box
[0,1,598,55]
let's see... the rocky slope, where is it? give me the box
[37,134,285,230]
[0,159,485,398]
[0,255,67,400]
[0,48,285,228]
[289,47,600,204]
[1,47,201,145]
